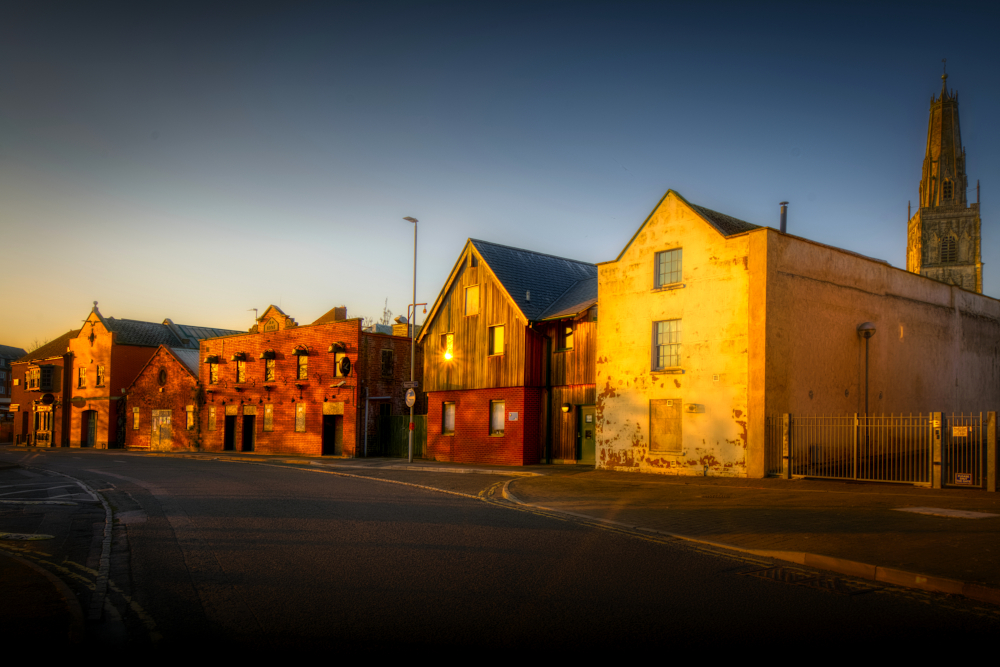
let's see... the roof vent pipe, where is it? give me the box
[779,201,788,234]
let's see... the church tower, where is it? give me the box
[906,69,983,293]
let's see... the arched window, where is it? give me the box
[940,236,958,263]
[942,179,954,200]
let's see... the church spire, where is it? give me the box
[919,61,966,208]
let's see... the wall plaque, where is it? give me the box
[323,402,344,415]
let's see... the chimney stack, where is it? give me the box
[779,202,788,234]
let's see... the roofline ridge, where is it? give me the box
[535,277,587,321]
[470,238,596,268]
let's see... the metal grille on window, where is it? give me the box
[381,349,394,377]
[656,248,683,287]
[654,320,681,369]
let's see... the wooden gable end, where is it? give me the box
[422,247,530,392]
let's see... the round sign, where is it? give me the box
[405,388,416,408]
[41,393,55,406]
[339,357,352,376]
[71,396,86,408]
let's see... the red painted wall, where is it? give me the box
[426,386,541,466]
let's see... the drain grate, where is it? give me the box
[739,566,882,596]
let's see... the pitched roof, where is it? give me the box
[690,203,760,236]
[0,345,27,361]
[100,317,241,349]
[537,276,598,320]
[471,239,597,321]
[17,330,79,363]
[169,348,201,376]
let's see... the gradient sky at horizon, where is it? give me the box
[4,1,1000,351]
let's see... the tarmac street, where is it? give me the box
[2,446,1000,650]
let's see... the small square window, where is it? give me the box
[443,402,455,435]
[655,248,683,287]
[489,325,504,356]
[465,285,480,316]
[490,400,505,435]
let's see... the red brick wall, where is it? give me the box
[426,386,540,466]
[10,357,69,447]
[125,347,201,451]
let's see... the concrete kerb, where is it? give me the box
[499,479,1000,607]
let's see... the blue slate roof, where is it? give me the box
[101,317,242,349]
[537,276,598,321]
[470,239,597,321]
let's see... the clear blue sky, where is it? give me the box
[4,1,999,349]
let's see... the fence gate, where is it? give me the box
[766,412,994,488]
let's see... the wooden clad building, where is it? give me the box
[418,239,597,466]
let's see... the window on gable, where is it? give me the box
[465,285,480,316]
[490,400,505,435]
[381,349,394,377]
[489,325,504,356]
[653,320,681,370]
[655,248,683,287]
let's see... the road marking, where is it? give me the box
[895,507,999,519]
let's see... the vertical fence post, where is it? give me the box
[987,411,996,493]
[932,411,943,489]
[853,413,859,480]
[782,413,791,479]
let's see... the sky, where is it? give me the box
[4,0,1000,351]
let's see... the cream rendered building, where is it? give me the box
[596,191,1000,478]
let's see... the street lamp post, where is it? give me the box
[404,217,418,463]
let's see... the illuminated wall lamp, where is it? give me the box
[561,403,572,413]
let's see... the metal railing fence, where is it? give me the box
[765,412,996,490]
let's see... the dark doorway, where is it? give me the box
[579,405,596,464]
[81,410,97,448]
[322,415,343,455]
[241,415,255,452]
[224,415,237,451]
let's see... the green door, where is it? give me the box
[579,406,596,464]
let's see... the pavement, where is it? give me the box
[3,445,1000,645]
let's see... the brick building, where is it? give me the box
[0,344,27,442]
[198,305,422,457]
[418,239,597,466]
[124,346,201,451]
[12,303,240,448]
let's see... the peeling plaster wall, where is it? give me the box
[596,194,751,477]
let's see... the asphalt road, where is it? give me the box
[4,448,1000,650]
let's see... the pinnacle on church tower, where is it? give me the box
[906,64,983,293]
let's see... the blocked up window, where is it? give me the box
[381,349,394,377]
[489,325,504,356]
[132,407,140,430]
[443,402,455,434]
[649,399,682,452]
[297,355,307,380]
[236,360,247,384]
[210,364,219,385]
[653,320,681,370]
[655,248,683,287]
[186,406,195,430]
[490,400,505,435]
[295,403,306,432]
[264,404,274,432]
[465,285,480,316]
[265,359,275,382]
[208,406,216,431]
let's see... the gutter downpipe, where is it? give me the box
[364,389,392,457]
